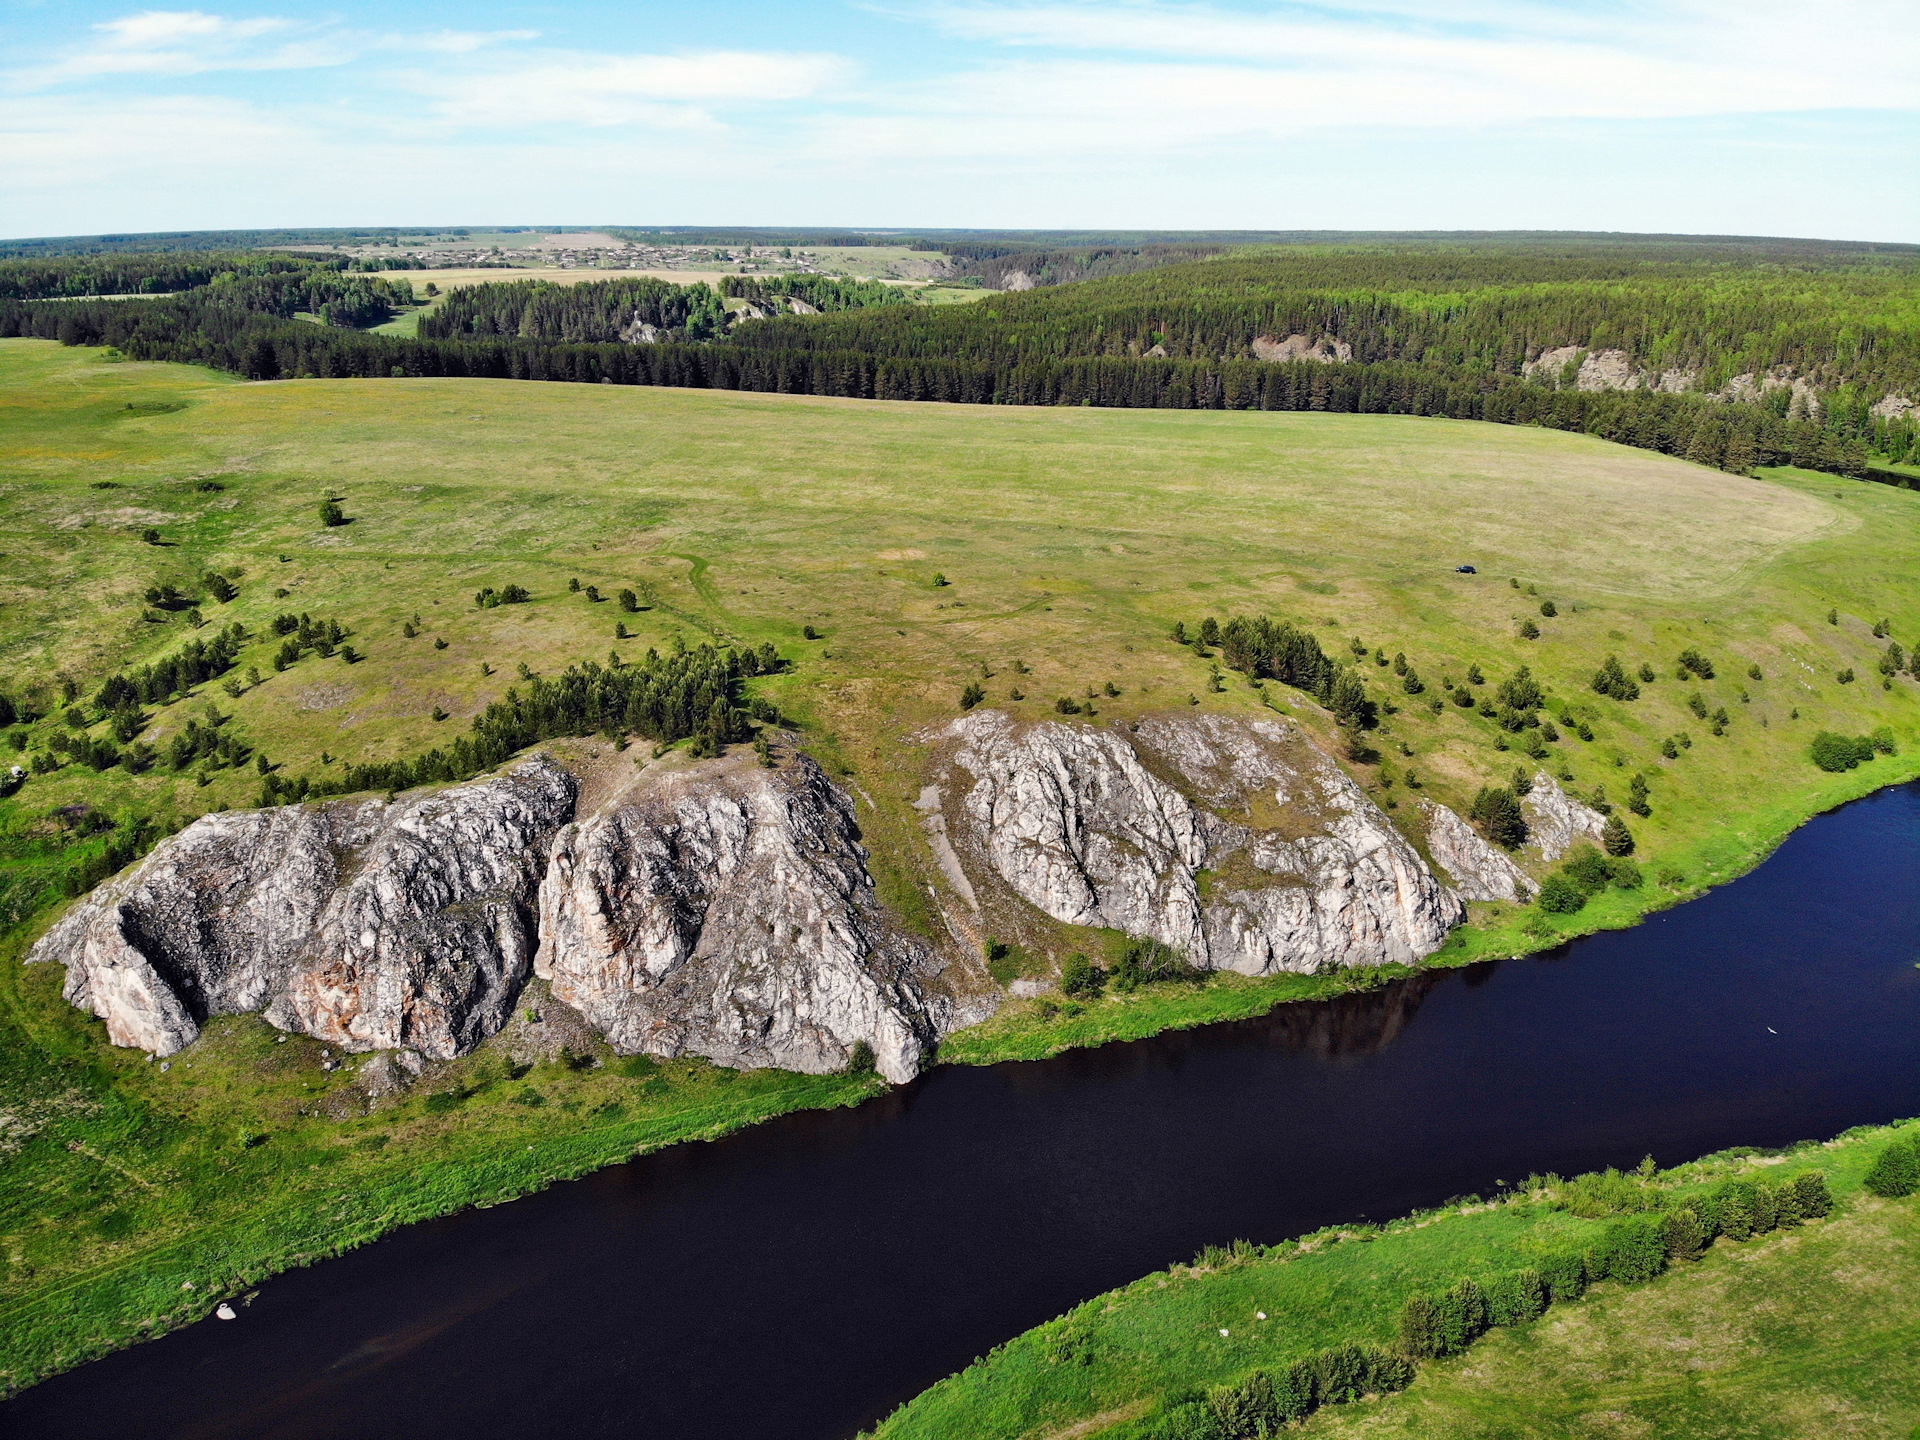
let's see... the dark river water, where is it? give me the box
[9,782,1920,1440]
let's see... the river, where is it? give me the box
[7,782,1919,1439]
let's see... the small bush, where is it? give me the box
[1677,647,1714,679]
[1054,696,1082,715]
[1586,1214,1668,1284]
[319,499,347,527]
[1793,1170,1834,1217]
[1810,730,1877,772]
[845,1040,876,1076]
[959,681,986,710]
[1863,1136,1920,1197]
[1539,599,1557,617]
[1537,873,1586,914]
[1484,1268,1548,1326]
[1518,618,1540,640]
[1538,1250,1588,1302]
[1059,951,1102,996]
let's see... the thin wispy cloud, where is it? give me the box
[14,10,542,87]
[0,1,1916,239]
[414,50,860,130]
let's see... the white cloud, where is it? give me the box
[901,0,1920,123]
[12,11,543,87]
[413,50,860,130]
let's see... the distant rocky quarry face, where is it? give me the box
[931,711,1462,976]
[30,760,575,1059]
[537,751,949,1085]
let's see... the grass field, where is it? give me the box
[1,336,1917,1392]
[867,1124,1920,1440]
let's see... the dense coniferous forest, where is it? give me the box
[6,241,1920,477]
[418,276,726,343]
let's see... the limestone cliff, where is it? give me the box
[931,711,1461,976]
[1422,800,1538,903]
[1522,772,1609,863]
[536,750,950,1084]
[28,759,574,1059]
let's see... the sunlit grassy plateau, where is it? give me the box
[0,336,1917,1400]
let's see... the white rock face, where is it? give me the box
[1522,772,1609,863]
[1422,800,1537,902]
[1252,333,1352,364]
[537,751,946,1083]
[1524,346,1696,395]
[29,760,575,1059]
[936,712,1461,976]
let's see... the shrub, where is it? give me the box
[1059,951,1102,996]
[1586,1214,1668,1284]
[1433,1278,1490,1354]
[1539,599,1557,617]
[1484,1268,1548,1325]
[1792,1170,1834,1218]
[1714,1182,1755,1241]
[1397,1291,1444,1358]
[959,681,985,710]
[1537,873,1586,914]
[802,624,821,640]
[1628,773,1651,817]
[1863,1136,1920,1197]
[1870,727,1897,755]
[1810,730,1877,771]
[1664,1207,1706,1263]
[1518,619,1540,640]
[1677,648,1715,679]
[1537,1251,1588,1302]
[1054,696,1082,715]
[1837,667,1855,685]
[844,1040,876,1076]
[619,588,639,612]
[1640,662,1657,683]
[319,499,347,527]
[202,572,237,603]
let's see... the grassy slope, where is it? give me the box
[1,337,1918,1389]
[870,1124,1920,1440]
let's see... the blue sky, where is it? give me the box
[2,1,1917,241]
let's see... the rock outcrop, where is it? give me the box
[1522,773,1608,863]
[1523,346,1694,395]
[537,751,945,1083]
[1252,333,1352,364]
[1422,800,1537,903]
[29,759,574,1059]
[933,711,1461,976]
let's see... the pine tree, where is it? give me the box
[1602,814,1635,856]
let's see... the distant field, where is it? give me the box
[404,265,736,289]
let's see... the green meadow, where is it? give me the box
[0,336,1917,1390]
